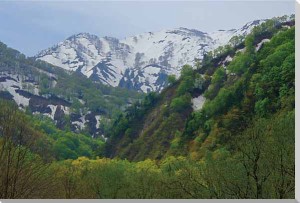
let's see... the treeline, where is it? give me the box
[55,110,293,199]
[0,16,295,199]
[0,109,294,198]
[0,101,104,162]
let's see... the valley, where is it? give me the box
[0,14,295,199]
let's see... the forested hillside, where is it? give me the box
[0,43,144,137]
[106,19,295,161]
[0,16,295,199]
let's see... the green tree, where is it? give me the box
[170,94,192,112]
[167,74,176,85]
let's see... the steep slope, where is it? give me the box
[0,15,295,200]
[105,18,295,161]
[36,18,276,93]
[0,42,143,137]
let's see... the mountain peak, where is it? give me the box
[66,32,99,41]
[35,16,290,93]
[165,27,207,37]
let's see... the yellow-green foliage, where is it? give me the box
[0,19,294,199]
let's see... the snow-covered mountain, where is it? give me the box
[36,19,264,93]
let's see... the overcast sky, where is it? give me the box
[0,1,294,56]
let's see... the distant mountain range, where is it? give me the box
[35,19,266,93]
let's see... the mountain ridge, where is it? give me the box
[105,17,295,161]
[35,18,271,93]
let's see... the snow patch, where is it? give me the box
[255,39,270,51]
[95,115,101,129]
[224,55,233,63]
[101,134,108,142]
[47,105,57,119]
[78,99,85,104]
[192,95,205,111]
[61,106,70,115]
[0,75,30,107]
[71,115,86,130]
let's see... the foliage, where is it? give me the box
[167,74,176,85]
[0,17,295,199]
[170,94,191,112]
[0,100,55,198]
[0,100,105,161]
[0,41,144,135]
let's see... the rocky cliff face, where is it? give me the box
[0,71,105,136]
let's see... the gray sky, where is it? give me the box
[0,1,294,56]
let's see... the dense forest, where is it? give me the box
[0,17,295,199]
[0,42,144,136]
